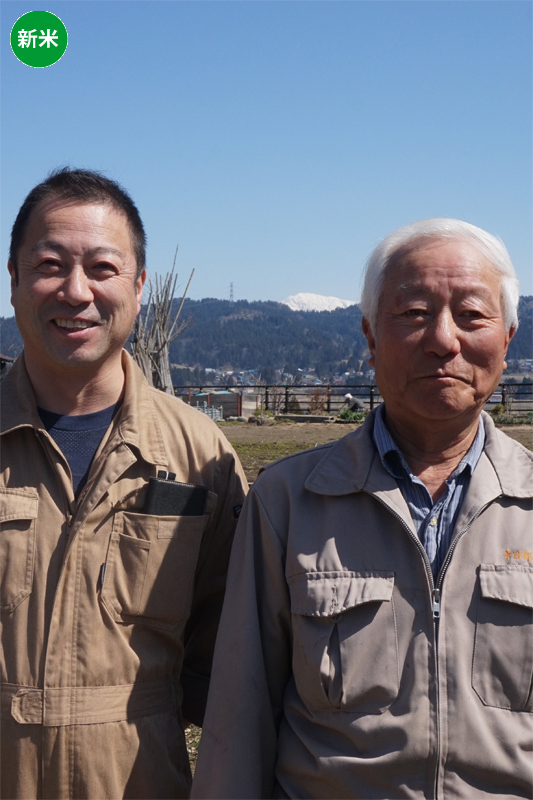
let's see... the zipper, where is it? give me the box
[432,588,441,619]
[431,498,499,798]
[371,493,500,800]
[371,494,436,598]
[370,496,441,797]
[434,497,500,593]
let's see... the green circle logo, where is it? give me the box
[11,11,67,68]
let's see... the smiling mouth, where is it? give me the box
[54,319,97,330]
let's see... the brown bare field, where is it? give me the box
[217,420,533,483]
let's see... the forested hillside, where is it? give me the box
[1,295,531,371]
[169,299,368,375]
[509,296,532,359]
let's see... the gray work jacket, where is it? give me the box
[193,411,533,799]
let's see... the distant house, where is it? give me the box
[182,389,243,419]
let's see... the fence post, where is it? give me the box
[370,386,374,411]
[501,384,506,407]
[326,386,331,414]
[265,387,269,412]
[285,386,289,414]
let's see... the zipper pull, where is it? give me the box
[432,588,441,620]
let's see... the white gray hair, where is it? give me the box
[360,218,519,333]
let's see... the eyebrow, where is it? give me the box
[31,241,125,259]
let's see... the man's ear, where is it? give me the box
[135,269,146,313]
[362,317,376,368]
[502,325,516,371]
[8,260,17,302]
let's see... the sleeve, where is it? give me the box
[180,443,248,726]
[191,484,293,800]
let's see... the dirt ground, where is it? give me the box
[217,420,533,482]
[493,425,533,450]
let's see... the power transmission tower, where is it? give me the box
[229,282,234,302]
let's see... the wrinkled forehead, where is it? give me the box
[382,236,502,296]
[387,234,493,270]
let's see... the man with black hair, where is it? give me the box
[0,168,247,799]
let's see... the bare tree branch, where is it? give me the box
[131,253,194,394]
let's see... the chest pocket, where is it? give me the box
[288,570,398,714]
[0,488,38,613]
[101,510,208,630]
[472,564,533,712]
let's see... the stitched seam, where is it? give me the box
[390,596,400,693]
[253,488,285,551]
[483,593,532,608]
[288,570,395,582]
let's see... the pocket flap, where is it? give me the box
[479,564,533,609]
[288,571,395,617]
[0,488,38,523]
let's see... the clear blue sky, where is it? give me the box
[1,0,531,318]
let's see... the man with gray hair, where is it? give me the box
[192,219,532,799]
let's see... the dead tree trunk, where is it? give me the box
[131,250,194,394]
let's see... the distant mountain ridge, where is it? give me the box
[169,298,368,377]
[1,295,532,372]
[282,292,356,312]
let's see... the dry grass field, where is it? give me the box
[218,419,533,483]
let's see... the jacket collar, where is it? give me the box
[481,411,533,498]
[0,354,43,433]
[304,410,415,532]
[304,408,533,501]
[111,351,168,467]
[0,350,168,468]
[304,409,384,496]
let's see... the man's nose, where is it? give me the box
[56,266,94,305]
[424,309,461,357]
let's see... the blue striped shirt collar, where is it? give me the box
[373,403,485,485]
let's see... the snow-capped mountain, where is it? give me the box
[281,292,356,313]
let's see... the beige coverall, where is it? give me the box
[0,351,247,799]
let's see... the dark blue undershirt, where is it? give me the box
[38,404,118,498]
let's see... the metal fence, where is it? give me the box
[192,401,224,420]
[175,383,533,416]
[251,384,382,414]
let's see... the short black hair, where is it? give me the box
[9,167,146,279]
